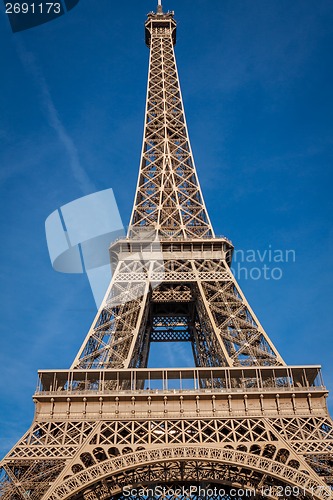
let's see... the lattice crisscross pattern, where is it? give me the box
[128,18,213,240]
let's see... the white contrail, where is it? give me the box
[16,41,96,195]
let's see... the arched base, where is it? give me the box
[47,446,331,500]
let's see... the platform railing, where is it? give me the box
[35,365,325,396]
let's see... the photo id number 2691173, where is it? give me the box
[5,3,61,14]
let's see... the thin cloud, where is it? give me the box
[15,41,96,195]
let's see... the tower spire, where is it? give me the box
[157,0,163,14]
[130,8,213,240]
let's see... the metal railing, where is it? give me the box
[35,365,325,396]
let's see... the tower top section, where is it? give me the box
[129,4,214,240]
[145,6,177,47]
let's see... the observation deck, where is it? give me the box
[33,366,329,421]
[145,10,177,47]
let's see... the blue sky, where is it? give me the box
[0,0,333,456]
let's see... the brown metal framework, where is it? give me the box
[1,4,332,500]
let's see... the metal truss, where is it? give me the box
[1,366,333,499]
[1,4,332,500]
[2,409,333,499]
[71,250,284,369]
[128,10,213,240]
[67,6,284,370]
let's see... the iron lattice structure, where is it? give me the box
[1,5,333,500]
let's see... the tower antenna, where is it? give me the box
[157,0,163,14]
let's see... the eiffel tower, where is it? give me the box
[1,3,333,500]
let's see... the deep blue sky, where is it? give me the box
[0,0,333,456]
